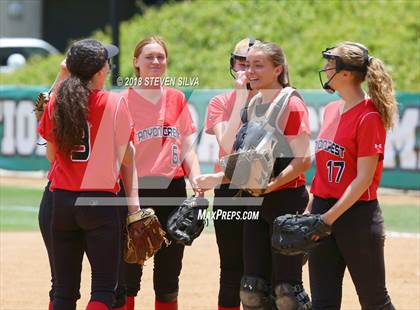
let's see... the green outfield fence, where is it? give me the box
[0,86,419,190]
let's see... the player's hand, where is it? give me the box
[264,178,279,194]
[193,173,221,191]
[189,177,205,195]
[234,70,249,90]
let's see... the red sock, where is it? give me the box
[126,296,135,310]
[218,307,240,310]
[113,305,127,310]
[155,299,177,310]
[86,301,108,310]
[48,301,53,310]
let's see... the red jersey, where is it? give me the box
[205,91,237,172]
[38,90,134,193]
[311,99,386,201]
[123,87,196,179]
[47,161,57,181]
[205,90,310,189]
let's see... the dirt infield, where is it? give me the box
[0,231,419,310]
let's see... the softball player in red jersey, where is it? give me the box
[196,41,312,310]
[204,38,258,310]
[309,41,397,309]
[120,36,201,310]
[38,39,140,310]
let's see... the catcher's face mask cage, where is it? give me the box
[229,37,256,79]
[318,44,371,94]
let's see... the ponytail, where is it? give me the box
[53,76,90,156]
[366,57,398,130]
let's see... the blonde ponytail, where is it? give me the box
[366,57,398,130]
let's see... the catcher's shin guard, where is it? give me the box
[239,276,272,310]
[274,283,311,310]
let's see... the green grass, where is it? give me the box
[0,186,44,231]
[381,204,420,233]
[0,185,418,233]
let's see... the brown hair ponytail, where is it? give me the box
[54,76,90,156]
[334,42,398,130]
[366,57,398,130]
[52,39,113,156]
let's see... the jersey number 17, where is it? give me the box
[326,160,345,183]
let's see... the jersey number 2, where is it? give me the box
[326,160,345,183]
[71,122,91,162]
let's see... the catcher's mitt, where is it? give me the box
[220,149,273,197]
[34,92,50,121]
[272,214,332,256]
[124,208,168,265]
[167,196,209,246]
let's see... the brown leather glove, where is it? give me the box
[124,208,168,265]
[34,92,49,121]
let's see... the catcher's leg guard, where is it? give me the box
[274,283,311,310]
[239,276,272,310]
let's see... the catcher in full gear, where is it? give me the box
[195,41,312,310]
[306,42,397,309]
[198,37,260,310]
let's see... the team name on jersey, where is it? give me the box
[137,125,180,143]
[315,139,345,158]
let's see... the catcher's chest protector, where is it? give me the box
[220,87,300,195]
